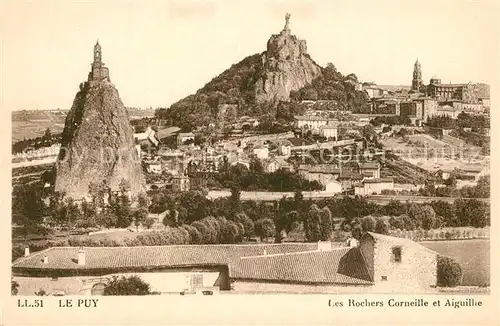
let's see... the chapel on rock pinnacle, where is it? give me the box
[87,41,111,85]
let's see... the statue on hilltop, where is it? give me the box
[283,13,291,33]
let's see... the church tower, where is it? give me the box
[93,41,102,65]
[88,40,110,84]
[411,59,423,92]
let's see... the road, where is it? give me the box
[207,191,489,204]
[362,195,489,204]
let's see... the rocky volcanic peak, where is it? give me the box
[54,43,146,199]
[255,14,322,103]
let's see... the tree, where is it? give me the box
[408,204,436,229]
[431,201,455,227]
[454,199,488,228]
[95,211,118,228]
[304,204,322,242]
[437,256,462,287]
[11,279,19,295]
[137,193,149,210]
[43,127,52,140]
[319,207,333,240]
[389,215,404,230]
[111,193,132,228]
[228,185,242,218]
[103,275,152,295]
[134,208,149,229]
[235,212,254,238]
[143,217,155,229]
[12,183,46,226]
[360,216,376,232]
[385,200,407,216]
[421,211,437,230]
[374,218,390,235]
[351,220,363,240]
[65,198,82,226]
[254,219,276,241]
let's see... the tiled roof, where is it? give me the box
[363,177,393,184]
[232,248,372,285]
[308,165,341,174]
[359,162,380,169]
[13,244,317,271]
[13,243,374,285]
[338,173,363,180]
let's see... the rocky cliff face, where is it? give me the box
[54,81,146,199]
[255,27,322,103]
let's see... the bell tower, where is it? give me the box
[88,40,110,84]
[412,59,423,92]
[93,41,102,65]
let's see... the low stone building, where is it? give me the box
[12,233,439,295]
[359,232,438,292]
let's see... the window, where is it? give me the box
[381,276,388,281]
[392,247,402,262]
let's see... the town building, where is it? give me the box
[263,157,292,173]
[319,124,338,139]
[358,162,381,179]
[252,145,269,160]
[172,175,190,192]
[12,233,440,295]
[354,178,394,196]
[294,116,338,131]
[177,132,195,147]
[298,165,341,186]
[434,105,460,119]
[324,180,342,193]
[134,126,160,148]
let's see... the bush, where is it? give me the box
[103,275,152,295]
[437,255,462,287]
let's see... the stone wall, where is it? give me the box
[371,237,437,292]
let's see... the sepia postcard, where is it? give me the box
[1,0,498,325]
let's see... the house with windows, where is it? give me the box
[12,233,440,295]
[354,178,394,196]
[358,162,381,179]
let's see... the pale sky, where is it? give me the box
[1,0,498,111]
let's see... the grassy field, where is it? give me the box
[420,239,489,287]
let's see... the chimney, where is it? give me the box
[78,249,86,266]
[24,247,30,257]
[43,256,48,264]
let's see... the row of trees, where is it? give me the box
[214,160,323,192]
[12,128,61,154]
[12,177,150,231]
[418,175,490,199]
[370,115,412,127]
